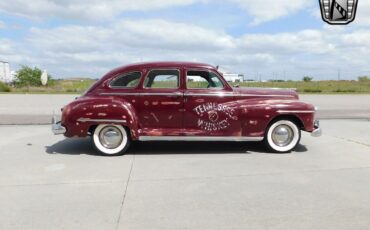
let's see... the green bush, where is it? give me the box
[302,76,313,82]
[13,65,53,87]
[334,89,357,93]
[358,76,369,82]
[303,89,322,93]
[0,82,11,92]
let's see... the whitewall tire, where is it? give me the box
[265,120,301,153]
[92,124,130,156]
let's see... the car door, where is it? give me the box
[137,68,184,136]
[183,69,241,136]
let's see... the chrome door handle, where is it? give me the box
[169,92,183,97]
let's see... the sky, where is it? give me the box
[0,0,370,80]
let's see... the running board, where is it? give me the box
[138,136,264,142]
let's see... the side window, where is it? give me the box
[144,69,179,89]
[187,70,224,89]
[110,72,141,88]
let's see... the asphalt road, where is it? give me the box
[0,94,369,124]
[0,120,370,230]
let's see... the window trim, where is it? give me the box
[143,69,181,89]
[109,71,142,89]
[185,69,226,90]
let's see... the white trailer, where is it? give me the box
[0,61,13,83]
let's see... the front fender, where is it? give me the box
[234,98,316,137]
[62,96,139,139]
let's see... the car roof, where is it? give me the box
[87,62,227,93]
[109,61,216,74]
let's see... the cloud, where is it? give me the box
[0,39,15,54]
[20,19,236,76]
[0,0,314,25]
[0,0,204,20]
[229,0,311,25]
[238,30,335,54]
[27,19,236,55]
[0,19,360,79]
[353,1,370,26]
[0,20,5,29]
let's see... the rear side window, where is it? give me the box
[144,69,179,89]
[110,72,141,88]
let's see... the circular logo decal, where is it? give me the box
[208,111,219,123]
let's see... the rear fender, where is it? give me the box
[62,96,139,139]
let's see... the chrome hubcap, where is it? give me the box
[99,126,123,149]
[272,125,294,147]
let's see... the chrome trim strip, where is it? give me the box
[101,92,182,97]
[184,93,234,97]
[277,110,315,114]
[77,118,127,123]
[184,93,294,98]
[101,92,294,98]
[141,92,182,96]
[239,94,295,98]
[138,136,263,142]
[101,92,137,96]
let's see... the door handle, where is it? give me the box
[168,92,183,98]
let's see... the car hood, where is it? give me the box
[234,87,299,100]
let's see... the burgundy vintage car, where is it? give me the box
[52,62,321,156]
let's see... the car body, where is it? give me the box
[52,62,321,155]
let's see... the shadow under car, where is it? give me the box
[45,138,308,156]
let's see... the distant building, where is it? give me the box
[223,73,244,83]
[186,67,244,83]
[0,61,15,83]
[217,67,244,83]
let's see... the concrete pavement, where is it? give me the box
[0,94,369,124]
[0,120,370,230]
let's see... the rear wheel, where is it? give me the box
[264,120,301,153]
[92,124,130,156]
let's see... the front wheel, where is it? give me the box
[264,120,301,153]
[92,124,130,156]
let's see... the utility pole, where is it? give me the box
[283,70,286,81]
[338,69,341,81]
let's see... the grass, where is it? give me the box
[238,80,370,94]
[0,82,11,92]
[1,79,370,94]
[6,79,97,94]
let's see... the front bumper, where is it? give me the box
[311,120,322,137]
[52,115,66,135]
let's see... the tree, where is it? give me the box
[14,65,52,87]
[303,76,313,82]
[358,76,369,82]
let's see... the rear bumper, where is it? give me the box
[311,120,322,137]
[52,115,66,135]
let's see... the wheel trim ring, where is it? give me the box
[271,125,294,147]
[99,126,123,149]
